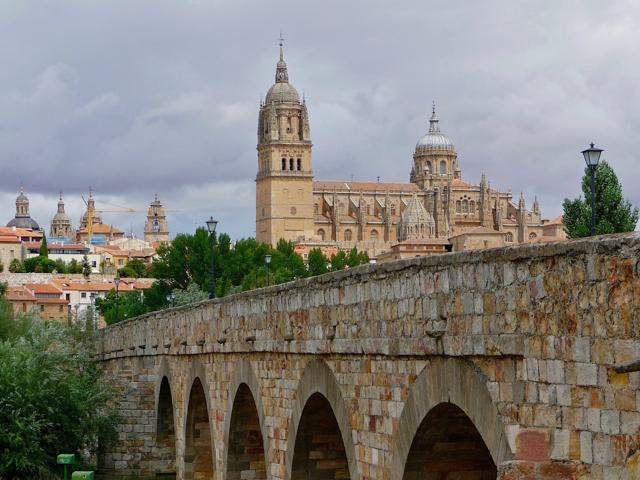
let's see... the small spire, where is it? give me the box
[429,101,440,133]
[59,190,63,201]
[275,33,289,83]
[278,32,285,61]
[20,183,24,194]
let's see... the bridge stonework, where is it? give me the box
[97,234,640,480]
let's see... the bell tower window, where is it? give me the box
[282,158,286,170]
[297,158,301,171]
[440,160,447,175]
[289,158,294,171]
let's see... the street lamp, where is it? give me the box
[114,276,121,322]
[581,143,604,236]
[206,217,218,299]
[265,254,272,286]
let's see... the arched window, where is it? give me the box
[282,158,286,170]
[440,160,447,175]
[425,161,432,174]
[297,158,302,171]
[317,229,325,240]
[289,158,294,171]
[505,232,513,242]
[469,201,475,214]
[370,229,378,241]
[456,200,461,213]
[529,232,537,240]
[344,229,352,241]
[462,199,469,214]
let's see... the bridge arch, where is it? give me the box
[183,361,216,480]
[390,357,513,480]
[286,359,358,480]
[154,360,177,476]
[223,358,270,480]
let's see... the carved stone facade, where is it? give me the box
[256,47,564,256]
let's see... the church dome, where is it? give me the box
[415,105,455,153]
[265,82,300,104]
[264,42,300,104]
[7,216,40,230]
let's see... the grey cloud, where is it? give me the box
[1,0,639,239]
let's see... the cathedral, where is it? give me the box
[255,44,565,258]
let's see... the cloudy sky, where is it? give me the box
[1,1,638,239]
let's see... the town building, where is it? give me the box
[23,241,102,273]
[144,195,170,244]
[6,186,40,231]
[5,283,69,322]
[255,44,566,258]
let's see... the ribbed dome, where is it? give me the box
[264,43,300,104]
[7,216,40,230]
[415,105,455,153]
[53,211,70,222]
[265,82,300,104]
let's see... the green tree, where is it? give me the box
[82,254,92,279]
[39,234,48,257]
[117,266,137,278]
[0,295,117,477]
[68,258,83,274]
[8,258,24,273]
[563,161,639,238]
[330,251,348,271]
[346,247,370,268]
[95,289,148,325]
[24,256,57,273]
[308,248,328,276]
[54,258,67,274]
[171,283,209,306]
[119,259,148,278]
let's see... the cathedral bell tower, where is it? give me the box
[256,39,314,245]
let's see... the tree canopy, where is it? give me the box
[0,284,117,477]
[563,161,638,238]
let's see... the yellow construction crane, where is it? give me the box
[81,193,177,244]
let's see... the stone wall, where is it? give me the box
[98,233,640,480]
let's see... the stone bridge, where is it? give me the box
[97,234,640,480]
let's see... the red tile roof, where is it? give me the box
[25,283,63,295]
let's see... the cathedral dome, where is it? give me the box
[265,82,300,104]
[415,105,455,153]
[264,42,300,104]
[7,216,40,230]
[6,186,40,230]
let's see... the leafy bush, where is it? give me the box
[0,288,117,478]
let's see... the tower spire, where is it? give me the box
[429,101,440,133]
[275,32,288,83]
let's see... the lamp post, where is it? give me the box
[206,217,218,299]
[114,276,121,323]
[265,254,272,286]
[581,143,604,236]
